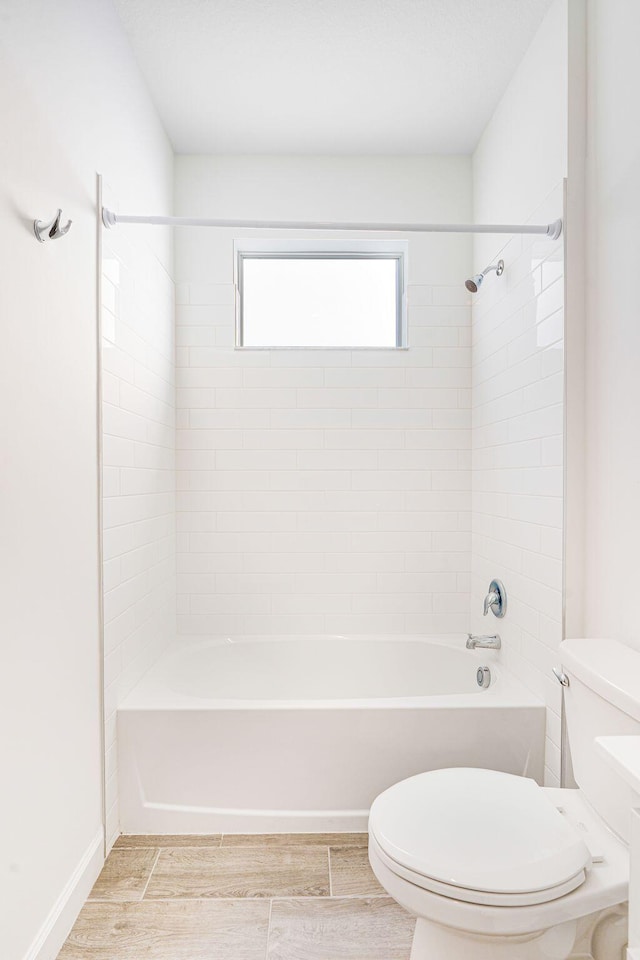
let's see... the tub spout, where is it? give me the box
[466,633,501,650]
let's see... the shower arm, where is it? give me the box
[101,207,562,239]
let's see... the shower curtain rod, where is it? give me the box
[101,207,563,240]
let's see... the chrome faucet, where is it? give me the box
[483,589,500,616]
[483,579,507,618]
[466,633,501,650]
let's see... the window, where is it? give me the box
[236,241,407,348]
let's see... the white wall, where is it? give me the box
[0,2,172,958]
[470,0,569,786]
[174,156,472,636]
[583,0,640,652]
[101,198,175,851]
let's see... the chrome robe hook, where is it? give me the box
[33,208,72,242]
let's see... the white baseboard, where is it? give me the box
[24,828,104,960]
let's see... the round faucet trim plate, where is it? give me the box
[486,578,507,618]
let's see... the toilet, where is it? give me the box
[369,638,640,959]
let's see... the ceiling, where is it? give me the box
[114,0,554,155]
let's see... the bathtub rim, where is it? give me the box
[118,633,542,712]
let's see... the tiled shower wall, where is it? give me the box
[101,197,176,848]
[469,187,564,787]
[174,157,472,636]
[469,0,568,787]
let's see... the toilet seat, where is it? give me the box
[369,833,586,906]
[369,768,593,907]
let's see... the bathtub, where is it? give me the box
[118,635,545,834]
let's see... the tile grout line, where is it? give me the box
[328,847,332,897]
[135,894,392,903]
[115,842,224,850]
[118,841,344,849]
[140,849,161,900]
[116,842,368,851]
[265,898,273,960]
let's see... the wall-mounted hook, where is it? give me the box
[33,209,72,242]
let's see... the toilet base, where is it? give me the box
[409,917,579,960]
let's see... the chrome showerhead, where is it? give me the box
[465,259,504,294]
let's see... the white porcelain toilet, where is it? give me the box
[369,638,640,959]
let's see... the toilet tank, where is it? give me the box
[561,637,640,843]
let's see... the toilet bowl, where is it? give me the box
[369,769,627,959]
[368,638,640,960]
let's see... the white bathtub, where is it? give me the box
[118,635,545,834]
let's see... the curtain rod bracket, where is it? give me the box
[546,218,563,240]
[102,208,117,229]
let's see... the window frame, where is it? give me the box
[234,239,408,350]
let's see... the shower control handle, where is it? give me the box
[483,579,507,618]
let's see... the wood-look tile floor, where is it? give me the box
[57,834,415,959]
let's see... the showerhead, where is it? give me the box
[465,274,484,293]
[465,259,504,294]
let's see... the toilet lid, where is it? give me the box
[369,768,592,897]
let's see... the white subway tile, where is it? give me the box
[178,367,243,389]
[189,282,236,305]
[177,304,234,326]
[218,387,298,410]
[296,388,377,409]
[297,449,377,470]
[270,408,351,428]
[324,367,406,388]
[351,471,432,491]
[407,284,433,305]
[328,553,406,575]
[431,286,471,307]
[178,428,240,451]
[325,429,403,450]
[269,470,351,491]
[190,408,270,429]
[269,349,352,367]
[408,305,469,328]
[216,450,298,471]
[242,367,324,389]
[352,347,433,367]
